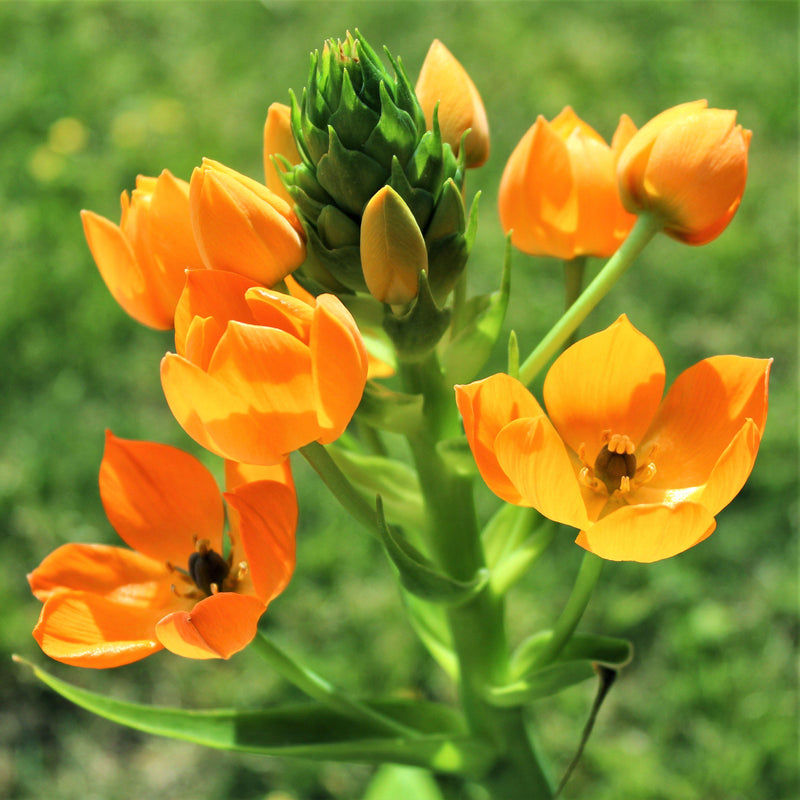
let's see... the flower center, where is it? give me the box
[578,431,657,497]
[188,539,230,596]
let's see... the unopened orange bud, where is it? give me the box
[81,170,205,329]
[499,108,637,259]
[263,102,301,206]
[360,185,428,305]
[415,39,489,168]
[190,158,306,286]
[616,100,751,245]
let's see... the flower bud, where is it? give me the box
[415,39,489,168]
[499,107,637,260]
[616,100,750,245]
[190,158,306,286]
[263,102,301,206]
[361,186,427,305]
[81,170,205,329]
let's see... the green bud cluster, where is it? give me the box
[284,31,470,303]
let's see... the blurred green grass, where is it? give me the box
[1,2,797,798]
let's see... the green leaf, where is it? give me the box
[363,764,445,800]
[357,380,423,435]
[327,445,425,530]
[377,497,489,605]
[486,661,597,708]
[435,436,478,477]
[510,632,634,682]
[17,658,490,775]
[441,235,511,385]
[402,592,459,682]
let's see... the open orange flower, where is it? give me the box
[81,170,206,329]
[415,39,489,168]
[456,316,770,562]
[190,158,307,285]
[499,108,638,260]
[28,433,296,667]
[161,269,369,465]
[616,100,751,245]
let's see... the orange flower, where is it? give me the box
[161,269,369,465]
[415,39,490,168]
[616,100,751,245]
[263,102,301,206]
[456,316,770,562]
[190,158,307,285]
[81,170,205,329]
[28,433,296,667]
[498,108,638,260]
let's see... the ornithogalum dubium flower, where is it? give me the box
[81,171,206,329]
[263,102,302,206]
[456,315,770,562]
[28,433,296,666]
[160,269,369,465]
[616,100,751,245]
[189,158,307,285]
[415,39,490,168]
[498,107,637,260]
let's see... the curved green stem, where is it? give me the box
[299,441,378,536]
[519,213,662,386]
[251,631,416,738]
[529,552,604,670]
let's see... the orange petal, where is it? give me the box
[224,479,297,602]
[263,102,301,204]
[494,417,592,529]
[81,209,172,330]
[99,432,224,564]
[641,356,770,492]
[155,592,265,659]
[225,458,294,492]
[415,40,489,168]
[544,315,665,460]
[174,269,259,355]
[575,501,716,562]
[311,295,369,440]
[245,286,314,341]
[28,543,173,606]
[455,374,546,505]
[498,116,577,258]
[33,590,168,667]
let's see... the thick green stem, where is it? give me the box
[251,631,415,738]
[400,352,553,799]
[519,213,661,385]
[529,552,604,670]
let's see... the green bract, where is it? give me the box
[285,31,469,303]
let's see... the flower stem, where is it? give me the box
[529,551,604,670]
[562,256,586,348]
[519,213,661,386]
[251,630,416,737]
[299,441,378,536]
[400,352,554,798]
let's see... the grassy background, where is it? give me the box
[1,1,797,798]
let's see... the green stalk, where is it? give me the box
[400,352,553,799]
[519,213,662,386]
[562,256,586,348]
[299,441,378,536]
[528,552,604,670]
[251,631,416,738]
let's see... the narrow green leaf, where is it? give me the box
[16,658,489,775]
[363,764,445,800]
[327,446,425,530]
[357,381,424,435]
[486,661,596,708]
[510,632,634,682]
[402,592,459,682]
[377,497,489,605]
[435,436,478,477]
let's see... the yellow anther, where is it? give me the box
[608,433,636,455]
